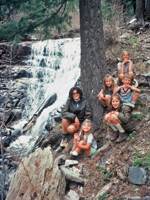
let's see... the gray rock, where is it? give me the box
[11,128,22,137]
[91,142,110,159]
[94,182,113,200]
[65,190,80,200]
[60,166,84,184]
[144,196,150,200]
[139,93,147,100]
[129,167,148,185]
[65,159,78,167]
[125,197,142,200]
[68,181,78,189]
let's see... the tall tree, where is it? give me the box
[79,0,107,129]
[146,0,150,19]
[136,0,145,26]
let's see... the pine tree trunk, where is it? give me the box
[136,0,145,26]
[79,0,107,129]
[146,0,150,19]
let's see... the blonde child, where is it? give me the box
[117,51,134,82]
[114,74,140,108]
[97,74,116,108]
[70,120,97,156]
[104,94,135,143]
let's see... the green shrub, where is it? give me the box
[132,113,143,122]
[98,192,107,200]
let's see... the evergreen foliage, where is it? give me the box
[101,0,135,20]
[0,0,78,41]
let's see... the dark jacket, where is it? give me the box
[118,104,135,133]
[61,97,92,123]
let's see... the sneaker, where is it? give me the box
[123,102,135,108]
[60,138,68,147]
[72,151,78,156]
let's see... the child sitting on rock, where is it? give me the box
[97,74,116,108]
[114,74,140,108]
[70,120,97,157]
[117,51,134,83]
[104,94,135,143]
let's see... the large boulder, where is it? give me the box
[6,147,66,200]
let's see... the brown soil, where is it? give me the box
[56,28,150,199]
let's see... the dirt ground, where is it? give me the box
[55,28,150,199]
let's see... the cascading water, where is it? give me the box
[24,37,81,136]
[9,37,81,155]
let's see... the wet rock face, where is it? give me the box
[0,42,31,65]
[0,42,32,126]
[0,64,32,125]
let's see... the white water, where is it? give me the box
[12,37,81,147]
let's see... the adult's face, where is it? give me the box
[72,90,80,101]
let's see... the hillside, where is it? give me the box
[55,26,150,199]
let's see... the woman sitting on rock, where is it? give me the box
[60,87,92,147]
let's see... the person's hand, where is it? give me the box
[99,93,105,99]
[97,93,105,99]
[123,59,128,64]
[126,84,132,89]
[97,92,101,97]
[122,84,129,89]
[110,111,116,114]
[114,111,119,116]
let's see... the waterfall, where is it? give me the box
[22,37,81,136]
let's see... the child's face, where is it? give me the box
[82,123,91,134]
[122,52,129,61]
[122,77,131,85]
[112,97,120,109]
[105,77,113,88]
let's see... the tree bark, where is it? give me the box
[146,0,150,19]
[79,0,107,129]
[136,0,145,26]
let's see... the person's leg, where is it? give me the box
[118,73,124,82]
[98,96,107,107]
[62,118,70,134]
[105,95,111,107]
[104,113,111,123]
[107,114,119,141]
[60,118,70,147]
[67,123,79,134]
[70,143,78,154]
[110,114,127,142]
[72,140,87,156]
[110,114,121,125]
[132,91,139,104]
[129,71,134,80]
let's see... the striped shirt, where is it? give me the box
[119,88,132,100]
[117,62,130,73]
